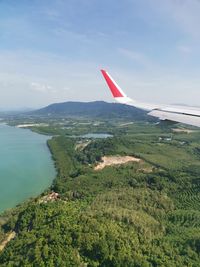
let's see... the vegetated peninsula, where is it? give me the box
[1,101,200,266]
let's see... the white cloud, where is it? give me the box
[118,48,154,69]
[177,45,192,53]
[0,50,109,108]
[0,46,200,109]
[151,0,200,40]
[30,82,54,93]
[52,27,92,44]
[42,9,60,20]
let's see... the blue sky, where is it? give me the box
[1,0,200,109]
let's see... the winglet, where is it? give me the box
[100,69,155,111]
[101,69,126,98]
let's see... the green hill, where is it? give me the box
[32,101,150,120]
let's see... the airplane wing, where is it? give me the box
[101,69,200,127]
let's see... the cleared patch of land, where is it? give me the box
[0,232,16,252]
[75,141,91,151]
[138,167,153,173]
[172,128,196,134]
[38,192,59,204]
[94,155,140,170]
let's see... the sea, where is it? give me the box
[0,124,55,213]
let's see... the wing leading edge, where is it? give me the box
[101,69,200,128]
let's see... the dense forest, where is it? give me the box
[1,122,200,266]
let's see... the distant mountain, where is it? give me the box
[0,108,36,117]
[31,101,151,120]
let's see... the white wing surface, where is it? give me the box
[101,69,200,127]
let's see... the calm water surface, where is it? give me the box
[0,124,55,213]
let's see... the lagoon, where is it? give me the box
[0,124,55,213]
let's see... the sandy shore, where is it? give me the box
[16,123,48,128]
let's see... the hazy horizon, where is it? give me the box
[1,0,200,108]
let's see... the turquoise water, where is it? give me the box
[0,124,55,213]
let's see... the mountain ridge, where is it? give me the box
[31,100,150,120]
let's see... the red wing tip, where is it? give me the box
[100,69,124,98]
[101,69,106,73]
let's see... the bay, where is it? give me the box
[0,124,55,213]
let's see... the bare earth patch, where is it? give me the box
[172,128,195,134]
[0,232,16,252]
[38,192,59,204]
[75,141,91,151]
[138,167,153,173]
[94,156,141,170]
